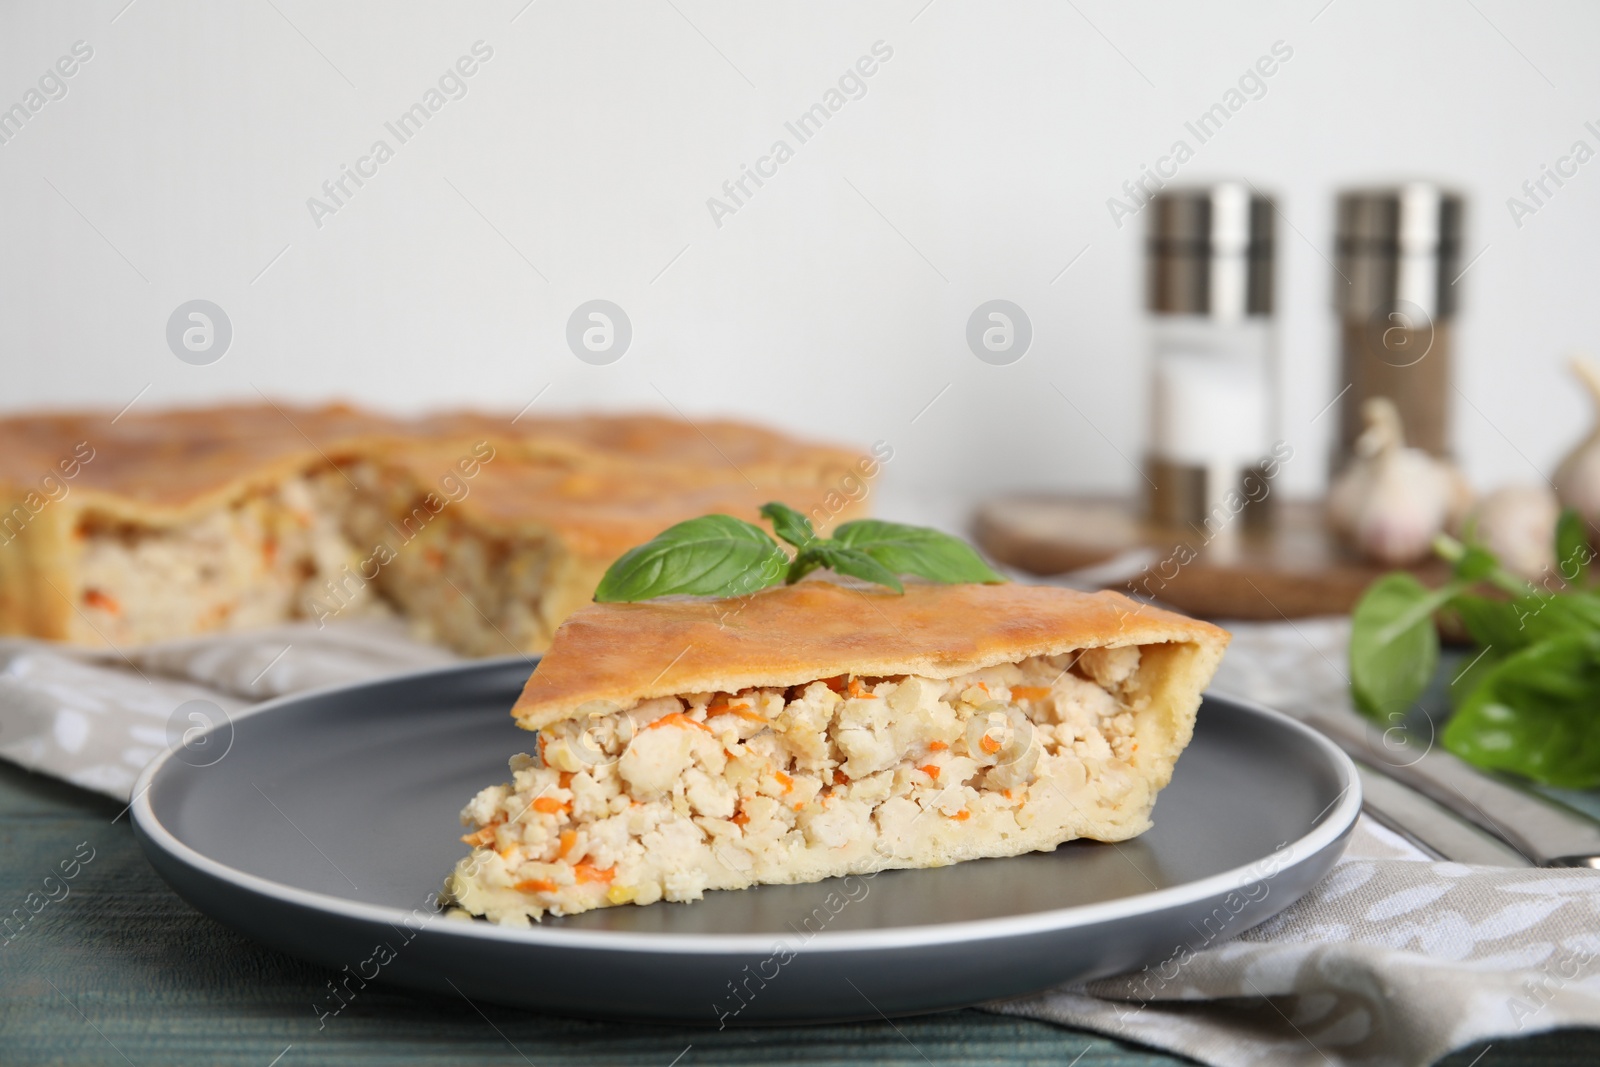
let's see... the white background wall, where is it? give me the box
[3,0,1599,508]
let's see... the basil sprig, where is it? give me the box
[762,503,907,593]
[592,501,1004,603]
[1347,507,1600,787]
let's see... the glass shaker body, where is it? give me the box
[1143,184,1278,528]
[1333,184,1462,466]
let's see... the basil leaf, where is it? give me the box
[1450,594,1532,653]
[594,515,788,602]
[1448,645,1504,711]
[1556,507,1591,586]
[1348,573,1446,722]
[1453,591,1600,652]
[1443,632,1600,788]
[1535,592,1600,635]
[832,520,1005,585]
[759,501,817,550]
[1453,542,1500,583]
[786,551,824,585]
[789,543,904,593]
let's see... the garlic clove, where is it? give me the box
[1326,462,1372,541]
[1328,396,1471,565]
[1446,466,1476,528]
[1462,484,1559,582]
[1354,395,1406,460]
[1352,450,1454,565]
[1554,355,1600,530]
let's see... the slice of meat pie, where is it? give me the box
[443,580,1229,924]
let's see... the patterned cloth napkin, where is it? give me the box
[1,617,1598,1066]
[0,619,457,799]
[992,619,1600,1066]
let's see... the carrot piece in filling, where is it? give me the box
[708,701,767,724]
[83,589,120,615]
[645,712,712,733]
[574,863,615,884]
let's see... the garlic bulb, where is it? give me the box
[1328,397,1472,565]
[1553,355,1600,529]
[1462,485,1559,581]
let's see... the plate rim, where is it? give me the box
[131,662,1360,956]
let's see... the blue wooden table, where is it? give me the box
[2,760,1593,1066]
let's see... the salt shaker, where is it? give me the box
[1144,183,1277,527]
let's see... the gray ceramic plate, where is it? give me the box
[132,658,1358,1024]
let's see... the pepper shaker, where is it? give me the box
[1333,184,1464,465]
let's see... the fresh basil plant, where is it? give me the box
[1348,507,1600,787]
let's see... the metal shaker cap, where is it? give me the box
[1335,184,1464,320]
[1147,183,1275,319]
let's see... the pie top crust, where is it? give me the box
[0,403,868,522]
[512,580,1231,730]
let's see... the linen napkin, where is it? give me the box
[2,617,1599,1067]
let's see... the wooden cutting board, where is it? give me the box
[974,495,1449,620]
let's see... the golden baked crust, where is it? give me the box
[356,445,868,653]
[0,404,862,516]
[0,403,873,651]
[0,403,397,517]
[419,410,867,488]
[515,580,1228,729]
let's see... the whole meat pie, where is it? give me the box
[0,404,869,655]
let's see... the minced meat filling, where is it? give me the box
[71,475,373,646]
[68,459,552,654]
[444,646,1149,925]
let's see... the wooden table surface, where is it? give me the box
[2,759,1594,1067]
[973,496,1453,620]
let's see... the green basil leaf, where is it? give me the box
[1349,573,1445,722]
[759,501,817,550]
[1453,542,1500,583]
[1448,645,1504,711]
[788,543,903,593]
[1533,592,1600,636]
[785,545,826,585]
[593,515,788,602]
[1443,632,1600,788]
[1450,594,1531,653]
[1453,590,1600,652]
[832,520,1005,585]
[1556,507,1591,587]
